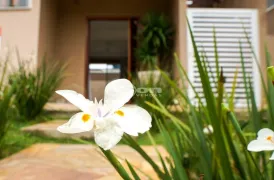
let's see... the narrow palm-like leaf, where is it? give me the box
[187,18,234,180]
[147,131,171,179]
[229,69,239,112]
[123,135,165,178]
[228,111,263,178]
[100,148,131,180]
[145,100,191,134]
[213,27,220,79]
[126,160,141,180]
[222,116,246,178]
[242,24,268,96]
[156,119,188,179]
[247,75,261,131]
[0,58,8,90]
[239,41,251,114]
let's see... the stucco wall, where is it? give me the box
[38,0,58,61]
[0,0,41,64]
[267,35,274,61]
[267,9,274,35]
[54,0,172,95]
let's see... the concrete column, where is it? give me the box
[172,0,187,80]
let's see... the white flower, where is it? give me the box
[203,125,213,135]
[56,79,152,150]
[247,128,274,160]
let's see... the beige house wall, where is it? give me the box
[267,35,274,61]
[267,8,274,60]
[0,0,41,65]
[37,0,58,61]
[53,0,172,95]
[267,10,274,35]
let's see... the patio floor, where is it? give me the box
[0,144,167,180]
[21,120,94,139]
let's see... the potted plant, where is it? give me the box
[135,13,174,83]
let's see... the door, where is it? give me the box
[87,19,137,100]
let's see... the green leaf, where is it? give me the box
[156,119,188,179]
[100,148,131,180]
[123,135,165,179]
[227,111,263,178]
[126,160,141,180]
[187,18,234,180]
[147,131,171,179]
[228,69,239,112]
[213,27,220,79]
[239,40,251,114]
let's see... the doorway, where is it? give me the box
[87,19,137,100]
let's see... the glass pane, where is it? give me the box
[0,0,28,7]
[89,63,121,100]
[89,21,128,58]
[0,0,11,7]
[268,0,274,7]
[18,0,28,6]
[88,20,128,100]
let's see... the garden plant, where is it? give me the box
[9,55,66,120]
[95,22,274,179]
[0,56,16,157]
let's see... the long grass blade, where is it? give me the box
[100,148,131,180]
[123,135,165,178]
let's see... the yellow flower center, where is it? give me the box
[115,110,124,117]
[267,136,274,143]
[82,114,91,122]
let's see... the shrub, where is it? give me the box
[9,56,66,120]
[100,23,274,179]
[135,12,174,70]
[132,72,177,132]
[0,56,15,155]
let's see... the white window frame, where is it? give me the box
[0,0,32,11]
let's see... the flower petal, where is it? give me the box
[247,139,274,152]
[57,112,94,134]
[94,118,124,150]
[56,90,94,113]
[114,105,152,136]
[257,128,274,140]
[104,79,134,112]
[270,152,274,160]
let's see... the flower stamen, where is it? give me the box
[267,136,274,143]
[82,114,91,122]
[115,110,124,117]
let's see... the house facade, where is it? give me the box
[0,0,272,105]
[0,0,186,100]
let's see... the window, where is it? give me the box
[268,0,274,7]
[267,0,274,12]
[0,0,31,9]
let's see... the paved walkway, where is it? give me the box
[21,120,94,139]
[0,144,167,180]
[44,103,79,112]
